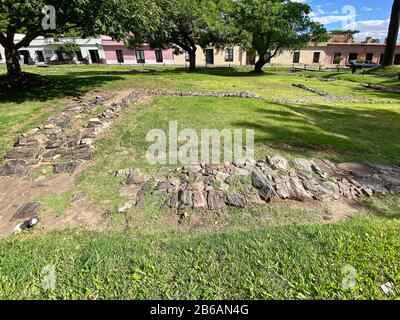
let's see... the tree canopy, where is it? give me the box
[126,0,230,71]
[0,0,157,76]
[228,0,327,72]
[56,41,80,62]
[329,30,360,36]
[1,0,329,77]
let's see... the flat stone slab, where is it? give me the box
[5,146,41,160]
[11,202,42,221]
[53,162,79,174]
[0,160,31,176]
[337,163,378,177]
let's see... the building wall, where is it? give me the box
[270,47,328,66]
[101,37,174,65]
[174,46,245,66]
[3,35,175,66]
[326,44,400,66]
[103,45,136,64]
[15,36,105,64]
[174,45,327,67]
[4,34,400,68]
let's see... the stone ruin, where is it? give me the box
[115,156,400,212]
[1,87,399,217]
[0,88,263,178]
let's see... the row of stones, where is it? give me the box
[0,93,141,176]
[0,88,263,177]
[291,83,398,104]
[132,88,264,100]
[10,155,400,223]
[115,156,400,212]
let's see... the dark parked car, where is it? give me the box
[347,60,380,69]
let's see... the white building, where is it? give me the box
[11,34,105,65]
[0,34,174,66]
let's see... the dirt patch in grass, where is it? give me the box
[74,87,134,106]
[161,197,363,234]
[0,161,106,236]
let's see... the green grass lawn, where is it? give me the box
[0,215,399,299]
[0,65,400,299]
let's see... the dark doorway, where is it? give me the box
[293,52,300,63]
[313,52,320,63]
[116,50,124,63]
[349,53,358,61]
[380,54,384,64]
[333,52,342,64]
[155,49,163,63]
[35,50,45,62]
[56,51,64,62]
[89,50,100,64]
[394,54,400,65]
[75,50,83,62]
[19,50,30,64]
[366,53,373,62]
[205,49,214,65]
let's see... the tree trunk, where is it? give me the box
[253,53,267,73]
[5,43,22,77]
[382,0,400,67]
[188,49,196,72]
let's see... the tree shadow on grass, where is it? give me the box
[61,66,281,78]
[0,73,124,104]
[352,195,400,220]
[232,101,400,165]
[46,67,400,100]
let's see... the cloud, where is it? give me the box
[311,4,357,25]
[344,19,390,40]
[312,14,352,25]
[308,4,391,41]
[361,7,373,12]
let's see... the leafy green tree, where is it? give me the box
[333,55,344,65]
[55,41,80,63]
[382,0,400,66]
[0,0,155,77]
[128,0,229,72]
[330,30,360,37]
[230,0,327,73]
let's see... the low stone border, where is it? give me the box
[364,83,400,93]
[291,83,398,103]
[292,83,332,97]
[297,74,335,82]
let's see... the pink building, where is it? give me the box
[100,36,174,65]
[327,40,400,66]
